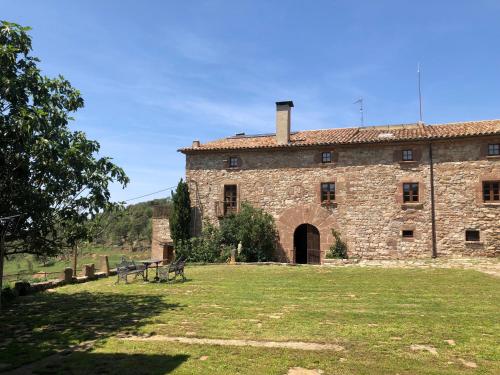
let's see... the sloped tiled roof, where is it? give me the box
[179,120,500,152]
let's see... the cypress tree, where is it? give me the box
[169,179,192,245]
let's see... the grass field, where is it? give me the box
[0,265,498,374]
[2,246,147,284]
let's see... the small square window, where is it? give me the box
[321,182,335,203]
[321,152,332,163]
[228,156,239,168]
[465,230,480,242]
[402,150,413,161]
[402,230,414,238]
[488,144,500,156]
[403,182,419,203]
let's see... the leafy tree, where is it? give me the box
[169,179,191,246]
[220,202,276,262]
[0,21,128,305]
[326,228,348,259]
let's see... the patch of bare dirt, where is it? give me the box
[458,358,478,368]
[286,367,324,375]
[123,335,344,351]
[410,344,438,356]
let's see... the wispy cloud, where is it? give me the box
[164,31,223,64]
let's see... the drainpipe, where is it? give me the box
[428,142,438,258]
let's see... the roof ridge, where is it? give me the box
[427,119,500,127]
[179,118,500,152]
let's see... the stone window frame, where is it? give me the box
[400,224,421,242]
[402,182,419,203]
[401,225,417,241]
[488,143,500,156]
[402,229,414,239]
[396,178,425,209]
[480,137,500,159]
[215,181,241,217]
[314,149,339,166]
[402,149,414,161]
[393,145,422,165]
[476,174,500,206]
[465,229,481,243]
[482,180,500,203]
[225,156,242,170]
[317,177,338,207]
[321,151,332,163]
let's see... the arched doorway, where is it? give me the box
[294,224,321,264]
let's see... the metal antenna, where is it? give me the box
[353,98,364,126]
[418,63,423,123]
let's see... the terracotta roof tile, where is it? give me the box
[180,119,500,152]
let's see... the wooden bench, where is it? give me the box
[158,257,186,283]
[115,257,146,284]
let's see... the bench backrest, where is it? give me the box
[116,258,137,271]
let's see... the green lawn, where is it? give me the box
[0,265,498,374]
[3,246,147,284]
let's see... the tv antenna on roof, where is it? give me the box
[353,97,364,126]
[417,63,423,123]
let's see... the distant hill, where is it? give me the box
[92,198,172,251]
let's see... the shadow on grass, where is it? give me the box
[32,353,190,375]
[0,291,183,371]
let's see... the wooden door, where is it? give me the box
[306,225,320,264]
[223,185,237,215]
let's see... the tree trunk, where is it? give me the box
[72,243,78,277]
[0,235,5,311]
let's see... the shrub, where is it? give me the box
[188,221,226,263]
[220,202,277,262]
[173,239,192,261]
[175,221,230,263]
[326,228,348,259]
[175,203,277,263]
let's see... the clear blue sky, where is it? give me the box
[3,1,500,203]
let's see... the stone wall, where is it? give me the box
[184,136,499,261]
[151,217,173,261]
[433,137,500,257]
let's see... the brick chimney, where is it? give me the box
[275,101,294,145]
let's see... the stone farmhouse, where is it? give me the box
[155,101,500,264]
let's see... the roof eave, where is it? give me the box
[178,131,500,154]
